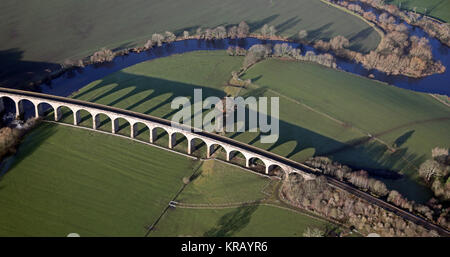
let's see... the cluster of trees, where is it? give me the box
[90,48,115,63]
[227,21,250,39]
[339,0,450,46]
[419,147,450,201]
[195,26,228,40]
[226,46,247,56]
[315,31,444,77]
[327,0,446,77]
[260,24,277,39]
[415,18,450,47]
[227,43,337,70]
[0,118,39,162]
[306,156,450,230]
[242,44,272,70]
[282,173,437,236]
[144,31,177,49]
[360,31,444,77]
[305,157,388,197]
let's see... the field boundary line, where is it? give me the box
[429,94,450,108]
[318,0,385,42]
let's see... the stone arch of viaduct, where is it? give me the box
[0,88,315,180]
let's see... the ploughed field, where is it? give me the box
[68,51,450,202]
[0,124,333,236]
[0,0,381,85]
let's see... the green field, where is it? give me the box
[0,123,334,236]
[178,160,270,205]
[150,205,333,237]
[386,0,450,22]
[150,158,335,237]
[0,123,195,236]
[0,0,381,86]
[69,50,450,201]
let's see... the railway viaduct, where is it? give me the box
[0,88,316,180]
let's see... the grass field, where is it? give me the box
[150,158,335,237]
[177,160,270,205]
[0,123,195,236]
[69,50,450,201]
[386,0,450,22]
[0,0,381,86]
[150,205,333,237]
[0,123,334,236]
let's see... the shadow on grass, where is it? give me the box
[203,204,259,237]
[0,122,56,180]
[0,49,59,90]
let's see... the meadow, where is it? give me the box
[0,123,335,236]
[150,159,336,237]
[0,123,195,236]
[177,160,270,205]
[69,50,450,201]
[150,205,334,237]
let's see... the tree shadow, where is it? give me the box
[275,16,302,34]
[305,23,333,42]
[203,204,259,237]
[348,27,376,52]
[393,130,414,148]
[248,15,280,33]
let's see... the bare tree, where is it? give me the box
[144,40,153,50]
[164,31,176,43]
[90,48,115,63]
[152,33,164,47]
[298,30,308,41]
[214,26,227,39]
[183,31,190,39]
[228,26,238,39]
[237,21,250,38]
[330,35,350,50]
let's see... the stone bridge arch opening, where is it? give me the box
[56,106,74,124]
[190,138,208,158]
[248,157,267,174]
[267,164,285,177]
[0,96,17,121]
[112,117,131,137]
[75,109,93,128]
[17,99,35,120]
[152,127,170,147]
[169,131,189,153]
[93,113,112,132]
[208,144,227,161]
[228,150,247,167]
[36,102,55,120]
[131,122,150,141]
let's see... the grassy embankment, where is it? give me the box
[69,51,450,201]
[0,124,334,236]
